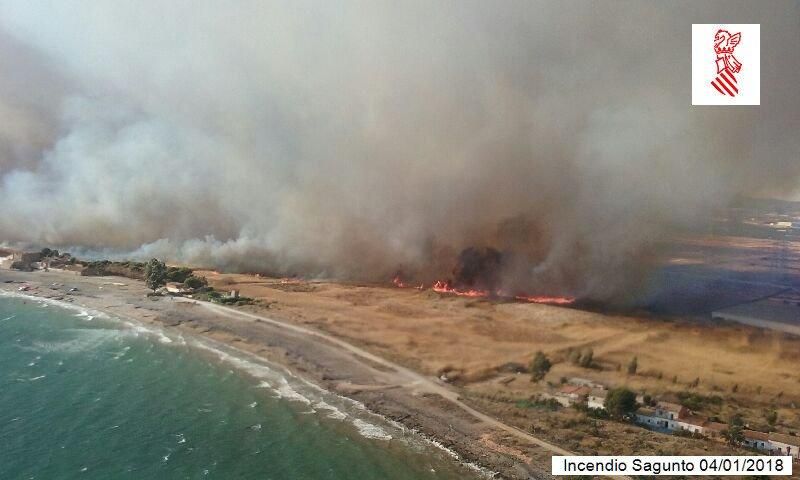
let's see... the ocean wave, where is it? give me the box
[0,289,108,321]
[314,401,347,420]
[352,419,392,441]
[124,321,176,345]
[187,337,416,443]
[26,328,127,354]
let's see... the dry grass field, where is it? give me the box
[197,269,800,456]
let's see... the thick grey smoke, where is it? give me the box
[0,1,798,300]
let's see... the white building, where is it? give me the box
[769,432,800,458]
[636,401,690,431]
[743,430,771,451]
[675,415,709,435]
[636,407,660,427]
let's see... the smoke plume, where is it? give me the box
[0,1,798,301]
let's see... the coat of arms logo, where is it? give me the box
[711,29,742,97]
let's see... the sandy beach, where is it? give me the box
[0,268,561,480]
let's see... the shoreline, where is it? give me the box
[0,269,552,479]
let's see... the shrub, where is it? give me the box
[574,403,610,419]
[165,267,193,283]
[530,351,552,382]
[515,398,561,411]
[184,275,207,290]
[676,391,722,411]
[765,410,778,427]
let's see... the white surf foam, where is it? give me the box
[353,419,392,441]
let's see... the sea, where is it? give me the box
[0,294,477,479]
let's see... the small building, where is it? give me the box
[676,415,709,435]
[655,401,689,420]
[636,401,689,431]
[769,432,800,458]
[635,407,660,428]
[587,389,607,410]
[743,430,771,451]
[229,290,240,299]
[553,385,591,407]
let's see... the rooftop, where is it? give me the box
[588,388,607,398]
[744,430,770,441]
[557,385,591,396]
[656,401,685,413]
[704,421,727,432]
[680,415,708,427]
[769,432,800,446]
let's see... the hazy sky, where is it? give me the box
[0,1,798,300]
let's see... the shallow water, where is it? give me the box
[0,296,474,479]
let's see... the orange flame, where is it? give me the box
[431,280,488,297]
[513,294,575,305]
[392,276,574,305]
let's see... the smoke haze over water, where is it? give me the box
[0,1,798,300]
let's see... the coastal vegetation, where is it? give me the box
[199,290,255,306]
[81,260,146,278]
[144,258,168,292]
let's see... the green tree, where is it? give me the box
[627,356,638,375]
[723,413,745,446]
[144,258,167,293]
[604,387,638,419]
[184,275,207,290]
[530,351,552,382]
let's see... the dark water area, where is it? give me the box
[0,296,474,479]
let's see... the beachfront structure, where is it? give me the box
[769,432,800,458]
